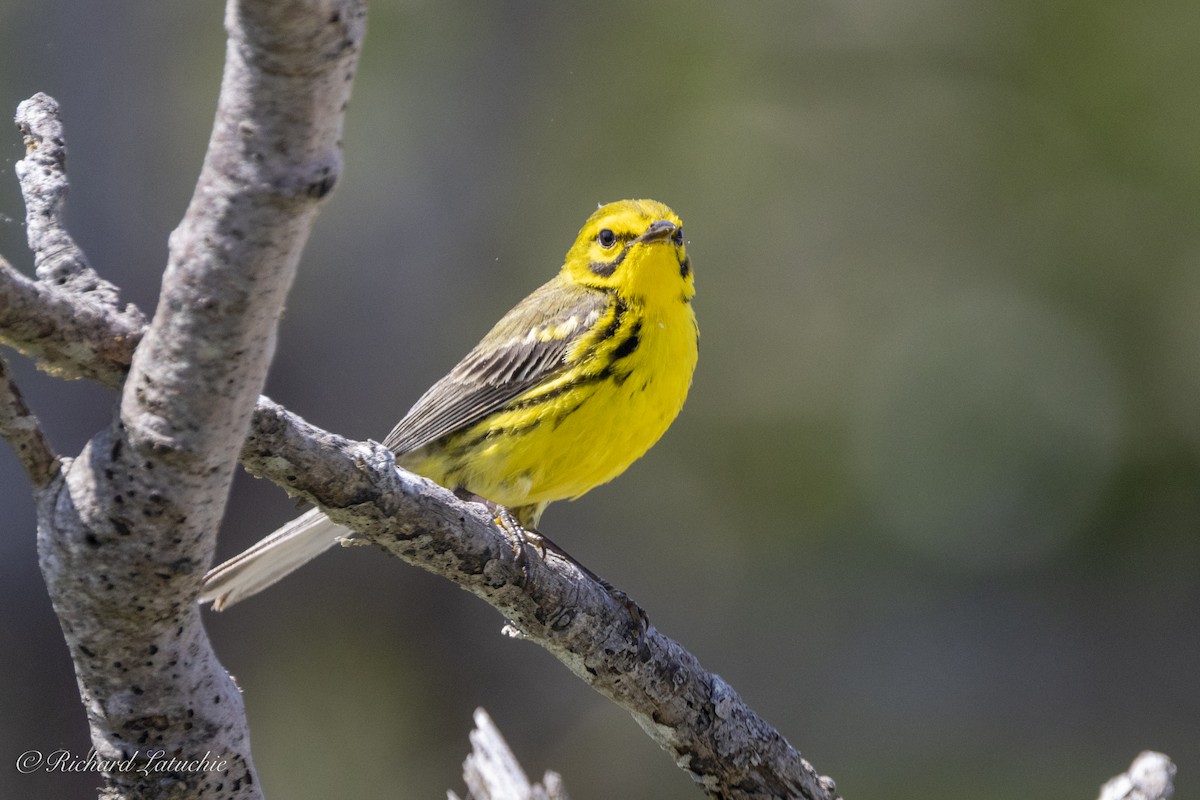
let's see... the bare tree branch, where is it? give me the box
[448,708,570,800]
[0,352,60,487]
[13,2,365,799]
[0,254,142,385]
[15,93,133,308]
[1098,752,1176,800]
[240,399,840,800]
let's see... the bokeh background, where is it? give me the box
[2,1,1198,798]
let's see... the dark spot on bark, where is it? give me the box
[307,174,337,198]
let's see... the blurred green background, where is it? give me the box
[2,1,1198,798]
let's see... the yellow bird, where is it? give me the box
[201,199,698,609]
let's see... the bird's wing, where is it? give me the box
[383,277,611,455]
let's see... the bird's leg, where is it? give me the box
[457,490,650,642]
[493,504,542,577]
[454,490,542,574]
[508,514,650,645]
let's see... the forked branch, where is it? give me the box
[6,2,366,800]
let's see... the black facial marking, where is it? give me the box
[590,241,633,276]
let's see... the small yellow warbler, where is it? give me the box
[201,199,697,609]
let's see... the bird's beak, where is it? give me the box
[636,219,678,243]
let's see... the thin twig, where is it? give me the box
[15,93,126,306]
[5,92,145,383]
[0,353,60,487]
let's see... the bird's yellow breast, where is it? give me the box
[407,295,697,510]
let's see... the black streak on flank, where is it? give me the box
[595,298,626,344]
[611,320,642,361]
[679,256,691,278]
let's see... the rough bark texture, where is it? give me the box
[10,2,366,798]
[15,94,131,307]
[0,252,142,386]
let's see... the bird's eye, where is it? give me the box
[671,227,684,246]
[598,229,617,248]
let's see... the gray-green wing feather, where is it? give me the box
[384,277,610,455]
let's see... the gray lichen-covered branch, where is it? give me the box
[0,351,60,488]
[4,1,365,799]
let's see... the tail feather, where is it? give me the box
[200,508,346,610]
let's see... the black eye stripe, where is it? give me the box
[589,242,631,276]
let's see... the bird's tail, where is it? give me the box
[199,507,346,610]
